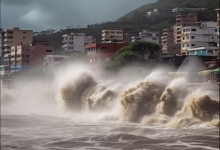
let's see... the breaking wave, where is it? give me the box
[2,61,219,128]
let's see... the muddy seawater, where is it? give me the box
[1,62,219,150]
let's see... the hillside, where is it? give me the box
[117,0,219,22]
[34,0,219,54]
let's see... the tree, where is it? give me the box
[105,41,161,71]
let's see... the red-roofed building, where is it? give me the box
[85,43,128,68]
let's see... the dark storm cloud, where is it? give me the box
[1,0,157,32]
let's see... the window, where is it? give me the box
[23,49,29,51]
[207,50,213,53]
[22,60,29,63]
[187,44,189,47]
[191,29,197,31]
[46,50,53,52]
[191,36,195,39]
[22,55,29,57]
[191,44,195,47]
[23,32,26,34]
[23,37,26,39]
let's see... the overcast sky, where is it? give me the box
[1,0,157,32]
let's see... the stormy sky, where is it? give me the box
[1,0,157,32]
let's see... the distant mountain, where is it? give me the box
[117,0,219,23]
[34,0,219,54]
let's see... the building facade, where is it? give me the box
[188,47,219,56]
[0,27,33,65]
[174,13,198,44]
[181,21,218,55]
[85,43,128,67]
[131,30,160,44]
[102,30,123,43]
[123,32,140,42]
[44,55,68,71]
[161,28,181,54]
[4,41,54,74]
[62,33,93,53]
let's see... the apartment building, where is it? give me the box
[174,13,197,44]
[1,27,33,56]
[102,30,123,43]
[161,28,181,54]
[181,21,218,56]
[62,33,93,53]
[44,55,68,71]
[131,30,160,44]
[85,43,128,67]
[4,41,54,73]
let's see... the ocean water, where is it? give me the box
[1,61,219,150]
[1,109,219,150]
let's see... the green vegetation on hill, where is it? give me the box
[34,0,219,54]
[117,0,218,22]
[105,41,161,71]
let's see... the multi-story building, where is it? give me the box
[174,13,197,44]
[161,28,181,54]
[85,43,128,67]
[1,27,33,56]
[123,32,140,42]
[102,30,123,43]
[44,55,68,71]
[181,21,218,56]
[131,30,160,44]
[4,41,54,74]
[62,33,93,53]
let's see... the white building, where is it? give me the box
[147,9,159,16]
[44,55,68,71]
[62,33,93,53]
[131,30,160,44]
[181,21,218,55]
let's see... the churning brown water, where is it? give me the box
[1,62,219,150]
